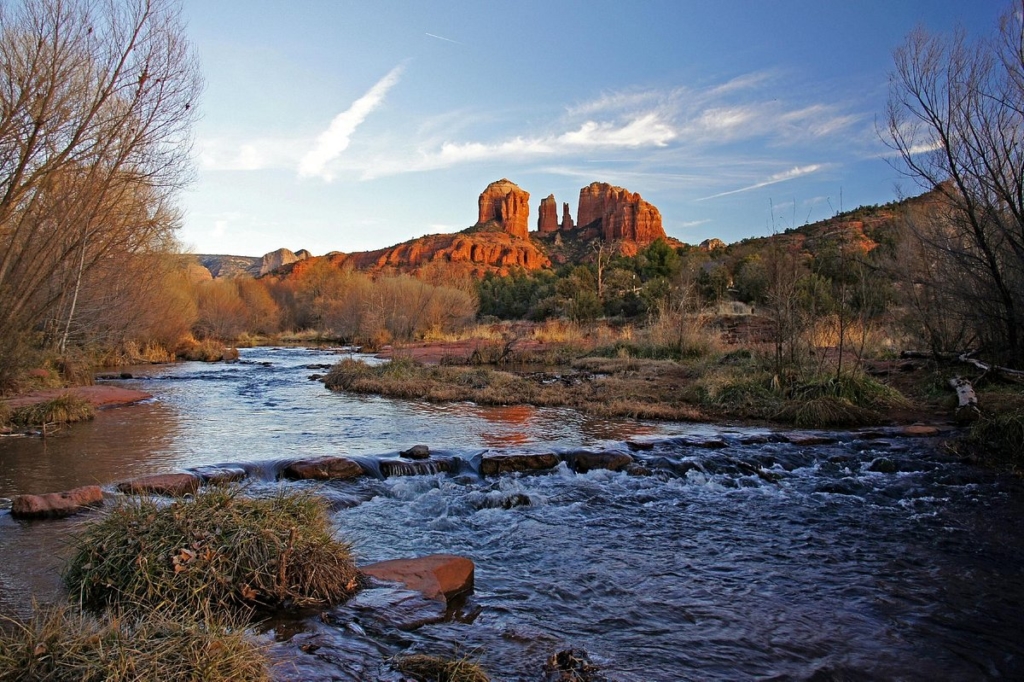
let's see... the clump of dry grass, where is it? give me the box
[393,653,490,682]
[775,396,882,428]
[8,394,94,429]
[174,337,238,362]
[63,487,360,619]
[0,604,269,682]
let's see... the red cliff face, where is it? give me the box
[576,182,665,245]
[478,179,530,239]
[538,194,559,234]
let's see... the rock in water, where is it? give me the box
[360,554,475,603]
[11,485,105,519]
[400,444,430,459]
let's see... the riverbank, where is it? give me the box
[1,385,152,411]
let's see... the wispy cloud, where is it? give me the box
[696,164,825,201]
[298,64,405,181]
[425,32,464,45]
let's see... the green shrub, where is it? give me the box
[64,488,360,619]
[0,605,269,682]
[960,409,1024,469]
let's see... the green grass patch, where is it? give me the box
[63,487,360,620]
[9,394,94,428]
[393,653,490,682]
[0,604,269,682]
[958,408,1024,471]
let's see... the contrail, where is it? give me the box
[425,32,464,45]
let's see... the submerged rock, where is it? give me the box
[480,453,559,476]
[282,456,364,481]
[544,647,607,682]
[11,485,105,519]
[360,554,474,603]
[561,450,634,473]
[189,465,248,485]
[116,473,201,497]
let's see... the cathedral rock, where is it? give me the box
[478,179,530,239]
[576,182,665,245]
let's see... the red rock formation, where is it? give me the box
[287,227,552,278]
[576,182,665,245]
[538,194,559,233]
[477,178,530,239]
[698,238,726,252]
[561,202,575,231]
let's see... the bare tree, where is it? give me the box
[0,0,200,370]
[886,2,1024,366]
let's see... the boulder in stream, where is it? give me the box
[11,485,105,519]
[480,452,559,476]
[561,450,633,473]
[400,444,430,459]
[282,456,364,481]
[360,554,474,603]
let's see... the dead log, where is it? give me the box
[948,376,981,423]
[957,353,1024,384]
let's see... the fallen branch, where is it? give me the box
[948,376,981,423]
[957,353,1024,383]
[899,350,1024,384]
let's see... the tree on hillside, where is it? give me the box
[886,1,1024,366]
[0,0,200,381]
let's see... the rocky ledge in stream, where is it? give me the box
[4,425,954,518]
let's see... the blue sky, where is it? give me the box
[178,0,1004,257]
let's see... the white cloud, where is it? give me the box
[298,64,405,181]
[558,113,676,147]
[697,164,825,201]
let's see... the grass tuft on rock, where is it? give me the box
[0,604,269,682]
[8,394,93,429]
[393,653,490,682]
[63,487,360,619]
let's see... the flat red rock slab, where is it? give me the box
[360,554,475,602]
[282,456,364,481]
[901,425,942,437]
[480,453,559,476]
[11,485,105,519]
[2,385,151,410]
[116,473,201,497]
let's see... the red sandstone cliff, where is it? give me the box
[478,179,530,239]
[576,182,665,245]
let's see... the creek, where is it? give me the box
[1,347,1022,680]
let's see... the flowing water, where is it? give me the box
[1,347,1022,680]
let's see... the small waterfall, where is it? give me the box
[379,458,454,478]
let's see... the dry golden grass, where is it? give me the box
[64,488,360,620]
[393,653,490,682]
[0,605,269,682]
